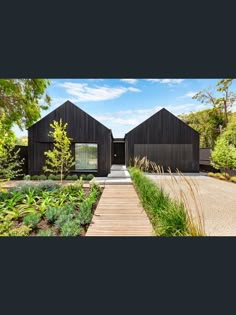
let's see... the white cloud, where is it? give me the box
[146,79,184,85]
[179,91,197,99]
[93,103,198,137]
[120,79,137,84]
[58,82,141,102]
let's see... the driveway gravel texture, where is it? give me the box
[146,173,236,236]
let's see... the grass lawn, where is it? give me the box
[0,180,102,236]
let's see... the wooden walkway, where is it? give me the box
[86,185,153,236]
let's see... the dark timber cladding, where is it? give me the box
[125,108,199,172]
[28,101,112,176]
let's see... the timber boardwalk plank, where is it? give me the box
[86,185,153,236]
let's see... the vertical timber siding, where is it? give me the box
[125,108,199,172]
[28,101,112,176]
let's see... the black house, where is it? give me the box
[27,101,199,176]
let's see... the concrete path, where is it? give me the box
[86,185,153,236]
[91,164,132,185]
[146,173,236,236]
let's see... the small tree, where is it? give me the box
[43,119,75,182]
[211,115,236,171]
[0,115,23,180]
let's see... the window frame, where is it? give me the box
[74,142,98,172]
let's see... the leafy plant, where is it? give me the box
[0,221,13,235]
[55,213,74,228]
[31,175,39,180]
[23,213,41,229]
[48,174,56,180]
[37,180,60,191]
[77,200,93,225]
[38,175,47,180]
[71,175,78,180]
[0,114,24,180]
[80,174,87,180]
[230,176,236,183]
[37,228,54,236]
[8,225,31,236]
[65,175,73,180]
[87,174,94,181]
[24,175,31,180]
[43,119,75,182]
[60,220,81,236]
[45,205,74,225]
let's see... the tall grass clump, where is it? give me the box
[129,164,205,236]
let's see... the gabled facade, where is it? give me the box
[28,101,112,176]
[125,108,199,172]
[28,102,199,176]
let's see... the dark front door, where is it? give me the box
[113,143,125,164]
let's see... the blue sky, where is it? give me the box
[14,79,236,138]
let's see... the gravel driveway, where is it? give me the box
[146,173,236,236]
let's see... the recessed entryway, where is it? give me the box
[112,139,125,164]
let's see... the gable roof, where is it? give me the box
[28,100,112,133]
[125,107,199,137]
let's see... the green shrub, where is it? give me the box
[37,180,60,191]
[230,176,236,183]
[9,182,39,194]
[221,172,230,180]
[37,228,54,236]
[48,174,56,180]
[60,220,81,236]
[0,221,13,235]
[55,213,74,228]
[31,175,39,180]
[8,225,31,236]
[80,174,87,180]
[65,175,73,180]
[87,174,94,181]
[45,204,74,223]
[23,213,41,228]
[23,175,31,180]
[77,200,93,225]
[215,173,226,180]
[208,172,216,178]
[71,175,78,180]
[38,175,47,180]
[54,175,61,180]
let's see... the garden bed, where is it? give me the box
[0,180,102,237]
[208,172,236,183]
[129,167,205,236]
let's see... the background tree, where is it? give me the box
[211,115,236,171]
[216,79,236,124]
[43,119,75,182]
[179,108,225,147]
[0,79,51,129]
[0,114,23,180]
[16,136,28,146]
[192,78,236,126]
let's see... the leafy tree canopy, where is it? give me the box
[211,115,236,170]
[0,114,23,180]
[179,108,225,148]
[0,79,51,129]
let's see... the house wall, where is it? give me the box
[28,101,112,176]
[125,109,199,172]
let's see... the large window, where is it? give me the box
[75,143,98,170]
